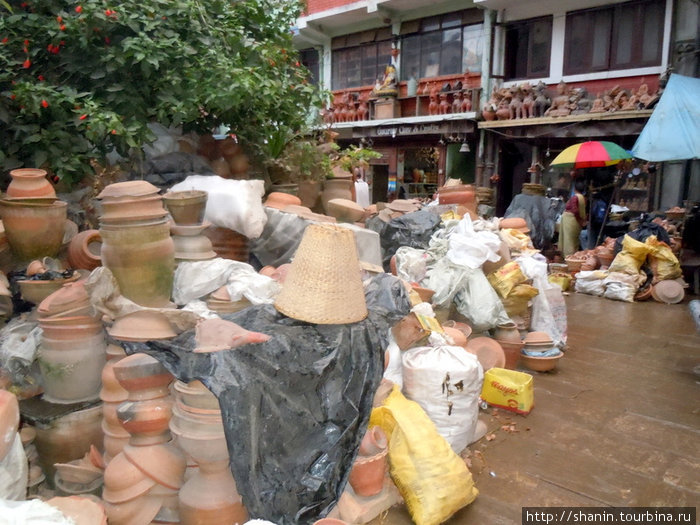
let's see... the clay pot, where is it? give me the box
[520,351,563,372]
[298,180,322,210]
[0,390,19,461]
[38,280,90,316]
[203,226,249,262]
[264,192,302,210]
[497,340,525,370]
[348,449,387,497]
[465,336,506,371]
[438,189,476,206]
[18,272,81,304]
[102,452,157,504]
[493,322,522,344]
[321,178,353,214]
[172,233,216,261]
[444,326,468,347]
[0,199,68,262]
[358,426,388,457]
[482,108,496,121]
[98,195,168,223]
[122,443,185,490]
[108,310,178,343]
[173,380,219,411]
[6,168,56,199]
[163,190,208,225]
[391,313,428,351]
[411,285,435,304]
[117,397,174,445]
[99,218,174,308]
[112,353,174,401]
[103,493,163,525]
[178,463,248,525]
[67,230,102,270]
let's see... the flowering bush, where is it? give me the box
[0,0,321,186]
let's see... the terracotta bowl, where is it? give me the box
[103,493,163,525]
[651,280,684,304]
[442,320,473,340]
[102,452,157,503]
[173,380,220,411]
[169,220,211,237]
[123,443,185,490]
[466,337,506,371]
[111,353,174,399]
[173,234,217,260]
[523,331,553,345]
[264,192,302,210]
[54,462,103,484]
[520,351,563,372]
[97,180,160,200]
[18,273,81,304]
[116,397,174,438]
[326,198,365,223]
[108,310,178,342]
[163,190,208,225]
[499,217,528,231]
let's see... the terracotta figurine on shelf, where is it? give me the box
[461,91,472,112]
[533,81,550,118]
[452,91,463,113]
[508,85,524,119]
[521,82,535,118]
[589,93,606,113]
[356,94,369,121]
[545,80,572,117]
[428,92,439,115]
[439,92,451,114]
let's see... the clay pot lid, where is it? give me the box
[46,496,108,525]
[122,443,185,490]
[651,280,684,304]
[97,180,160,200]
[170,220,211,237]
[264,192,302,210]
[108,310,178,342]
[281,204,314,217]
[0,390,20,461]
[465,337,506,371]
[54,462,103,484]
[387,199,419,213]
[102,453,157,503]
[38,281,90,314]
[499,217,530,232]
[523,331,553,344]
[210,285,230,302]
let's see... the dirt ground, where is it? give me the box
[370,292,700,524]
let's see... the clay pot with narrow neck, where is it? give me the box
[493,322,522,344]
[67,230,102,270]
[358,426,388,457]
[6,168,56,199]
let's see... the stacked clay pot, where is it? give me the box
[67,229,102,271]
[100,345,130,465]
[437,184,477,218]
[36,280,106,404]
[202,226,249,262]
[163,190,217,264]
[492,321,524,370]
[348,425,389,498]
[206,285,251,314]
[104,353,185,525]
[0,198,67,264]
[97,181,174,307]
[170,379,248,524]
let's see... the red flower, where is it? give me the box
[111,129,117,135]
[60,41,65,46]
[295,61,300,67]
[24,39,29,45]
[41,99,49,108]
[59,24,66,31]
[75,5,82,13]
[104,37,110,45]
[22,59,31,68]
[2,38,8,44]
[56,16,62,23]
[79,114,88,120]
[37,75,44,81]
[10,94,16,100]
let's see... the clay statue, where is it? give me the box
[461,91,472,112]
[533,81,550,118]
[589,93,606,113]
[452,91,463,113]
[521,82,535,118]
[508,85,524,119]
[322,107,335,124]
[439,93,451,114]
[614,89,630,110]
[570,87,592,115]
[545,80,571,117]
[496,95,511,120]
[637,83,654,108]
[356,94,369,121]
[371,63,398,98]
[428,93,439,115]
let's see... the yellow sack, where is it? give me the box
[608,235,651,275]
[548,273,572,292]
[487,261,528,298]
[499,228,531,252]
[370,386,478,525]
[645,235,682,281]
[501,284,539,317]
[480,368,534,415]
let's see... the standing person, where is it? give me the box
[559,179,587,257]
[354,168,370,208]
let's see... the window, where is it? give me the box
[331,30,392,90]
[504,16,552,80]
[400,10,484,80]
[564,0,664,75]
[299,48,319,86]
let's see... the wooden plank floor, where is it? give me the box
[370,292,700,524]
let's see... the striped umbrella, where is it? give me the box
[549,141,632,169]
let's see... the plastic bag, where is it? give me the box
[603,281,637,302]
[0,434,27,501]
[249,208,310,268]
[499,228,533,253]
[446,215,502,270]
[394,246,430,284]
[171,175,267,239]
[609,235,651,275]
[382,329,403,389]
[402,345,483,453]
[501,284,539,317]
[645,235,682,281]
[480,368,534,415]
[486,261,528,298]
[369,386,478,525]
[0,499,73,524]
[574,270,608,296]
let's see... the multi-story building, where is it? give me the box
[294,0,698,212]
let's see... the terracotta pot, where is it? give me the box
[203,226,249,262]
[18,272,80,304]
[103,493,162,525]
[438,190,476,206]
[112,353,174,401]
[117,397,174,444]
[122,442,185,490]
[0,199,67,262]
[264,191,302,210]
[497,340,525,370]
[321,178,353,214]
[298,180,322,210]
[358,426,388,457]
[98,195,168,223]
[100,218,174,307]
[492,322,522,344]
[348,449,387,497]
[67,230,102,270]
[163,190,208,225]
[101,401,122,428]
[173,233,216,261]
[173,380,219,411]
[37,340,106,404]
[38,280,91,316]
[102,452,157,504]
[6,168,56,199]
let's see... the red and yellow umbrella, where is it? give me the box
[549,141,632,169]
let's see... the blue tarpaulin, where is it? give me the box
[631,73,700,161]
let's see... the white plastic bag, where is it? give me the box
[394,246,429,284]
[0,499,73,524]
[573,270,609,297]
[402,345,483,453]
[171,175,267,239]
[446,215,502,270]
[382,329,403,389]
[0,434,27,501]
[603,281,637,302]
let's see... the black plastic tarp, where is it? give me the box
[123,273,410,524]
[505,194,561,249]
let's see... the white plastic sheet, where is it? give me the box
[0,499,73,524]
[0,434,27,501]
[382,329,403,389]
[171,175,267,239]
[446,215,502,270]
[173,259,280,306]
[394,246,430,284]
[0,317,41,368]
[402,345,483,453]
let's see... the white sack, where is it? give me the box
[171,175,267,239]
[573,269,609,297]
[446,215,502,269]
[382,329,403,389]
[402,345,483,453]
[0,434,27,501]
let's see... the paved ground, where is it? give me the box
[371,292,700,524]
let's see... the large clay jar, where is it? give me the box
[321,178,353,215]
[67,230,102,271]
[99,218,174,308]
[6,168,56,199]
[0,199,67,263]
[298,180,322,210]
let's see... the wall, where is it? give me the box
[305,0,358,15]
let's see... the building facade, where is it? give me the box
[294,0,699,211]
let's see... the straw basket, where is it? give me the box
[564,256,585,273]
[274,224,368,324]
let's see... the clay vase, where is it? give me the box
[493,322,523,370]
[0,199,67,263]
[163,190,208,226]
[482,108,496,121]
[348,449,387,497]
[321,178,353,215]
[298,180,322,210]
[67,230,102,270]
[99,218,174,308]
[358,426,388,457]
[112,353,174,402]
[6,168,56,199]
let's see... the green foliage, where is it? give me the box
[337,144,382,173]
[0,0,322,186]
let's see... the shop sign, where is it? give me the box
[375,123,446,137]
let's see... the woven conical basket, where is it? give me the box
[274,224,368,324]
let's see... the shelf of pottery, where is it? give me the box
[617,173,653,212]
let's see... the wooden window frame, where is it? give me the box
[504,16,553,81]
